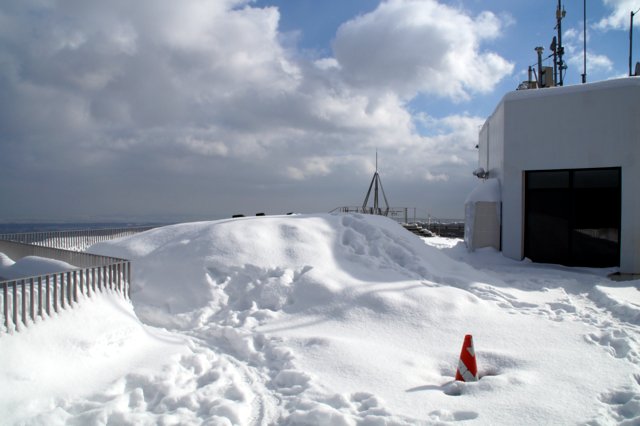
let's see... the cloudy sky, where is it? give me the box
[1,0,637,223]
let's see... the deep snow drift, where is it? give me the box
[1,213,639,424]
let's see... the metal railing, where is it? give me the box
[1,261,130,333]
[418,221,465,238]
[330,206,411,223]
[0,226,155,252]
[0,227,154,334]
[0,239,128,269]
[330,208,465,238]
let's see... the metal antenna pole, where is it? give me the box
[362,173,375,213]
[374,172,379,214]
[373,150,378,213]
[630,9,639,76]
[361,152,390,216]
[551,36,558,84]
[582,0,587,83]
[535,47,544,87]
[556,0,566,86]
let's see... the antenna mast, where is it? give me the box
[362,151,390,216]
[630,8,640,76]
[582,0,587,83]
[555,0,566,86]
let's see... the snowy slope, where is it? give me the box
[0,293,189,424]
[2,213,639,424]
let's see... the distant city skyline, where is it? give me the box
[1,0,638,222]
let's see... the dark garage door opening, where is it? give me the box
[524,167,621,267]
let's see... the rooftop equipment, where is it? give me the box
[519,2,569,90]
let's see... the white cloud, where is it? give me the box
[181,137,229,157]
[564,27,580,42]
[0,0,502,220]
[568,52,614,73]
[563,20,614,77]
[596,0,640,30]
[314,58,340,70]
[285,157,335,180]
[424,171,449,182]
[332,0,514,101]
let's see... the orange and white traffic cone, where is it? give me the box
[455,334,478,382]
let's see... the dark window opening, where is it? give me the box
[524,167,620,267]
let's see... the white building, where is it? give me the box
[466,77,640,275]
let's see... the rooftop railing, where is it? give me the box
[1,259,130,334]
[0,226,155,252]
[330,206,412,223]
[0,226,155,334]
[329,207,464,236]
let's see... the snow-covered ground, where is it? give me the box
[1,213,639,425]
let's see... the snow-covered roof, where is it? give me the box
[465,178,500,204]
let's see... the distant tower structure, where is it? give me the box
[361,151,390,216]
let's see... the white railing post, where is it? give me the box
[1,225,157,333]
[46,275,51,316]
[38,276,43,318]
[3,283,8,332]
[66,272,72,306]
[21,279,26,327]
[60,273,66,310]
[12,282,18,331]
[29,277,35,323]
[53,274,58,313]
[72,270,78,303]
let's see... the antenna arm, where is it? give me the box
[361,173,377,212]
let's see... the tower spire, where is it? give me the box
[362,151,390,216]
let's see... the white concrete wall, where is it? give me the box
[478,103,505,182]
[479,78,640,273]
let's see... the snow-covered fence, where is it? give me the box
[1,262,130,333]
[331,206,411,223]
[330,208,465,237]
[0,226,155,252]
[420,221,465,238]
[0,236,137,334]
[0,239,121,269]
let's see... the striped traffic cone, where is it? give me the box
[455,334,478,382]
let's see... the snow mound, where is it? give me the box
[4,214,639,424]
[0,252,13,268]
[88,214,466,325]
[80,213,640,424]
[0,254,76,280]
[590,285,640,325]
